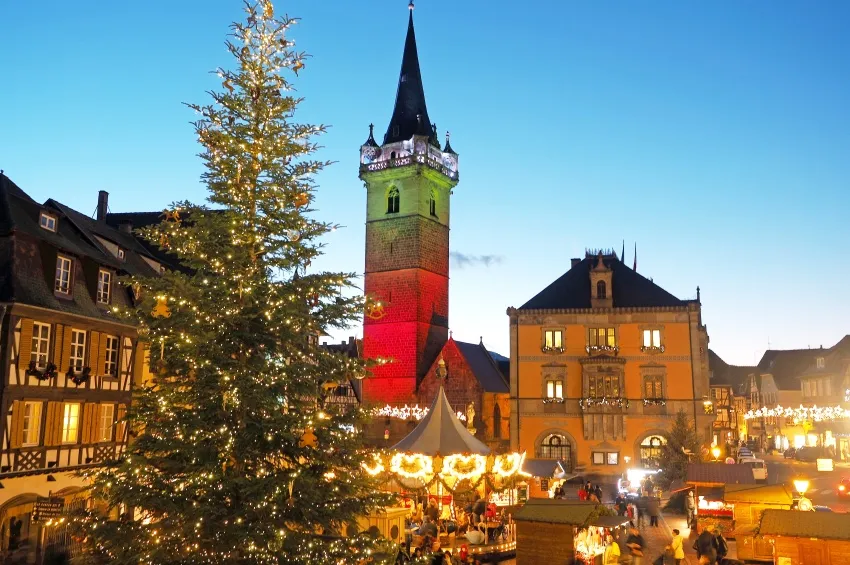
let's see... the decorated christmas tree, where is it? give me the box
[77,2,391,563]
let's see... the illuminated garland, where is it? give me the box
[373,404,467,422]
[492,452,527,478]
[441,454,487,481]
[389,453,433,480]
[743,404,850,423]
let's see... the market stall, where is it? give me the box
[759,509,850,565]
[725,484,793,562]
[514,499,628,565]
[684,463,755,536]
[363,385,528,560]
[616,468,661,499]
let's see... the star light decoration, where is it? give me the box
[743,404,850,423]
[373,404,466,422]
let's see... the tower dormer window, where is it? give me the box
[387,187,400,214]
[39,212,57,232]
[817,357,825,369]
[596,281,607,299]
[55,255,72,295]
[429,190,437,217]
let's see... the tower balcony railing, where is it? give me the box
[360,153,459,180]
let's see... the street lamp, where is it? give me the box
[793,478,811,512]
[711,446,721,462]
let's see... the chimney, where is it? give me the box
[571,258,581,269]
[348,336,355,345]
[96,190,109,222]
[119,221,133,234]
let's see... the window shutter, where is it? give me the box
[97,335,108,377]
[133,341,147,388]
[19,319,33,368]
[44,401,63,446]
[51,324,63,365]
[116,403,128,443]
[9,400,25,449]
[81,403,96,444]
[88,331,101,374]
[60,326,73,371]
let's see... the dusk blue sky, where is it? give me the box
[2,1,848,366]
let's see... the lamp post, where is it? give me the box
[711,446,721,462]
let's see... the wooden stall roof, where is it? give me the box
[759,509,850,541]
[686,464,756,486]
[514,499,599,525]
[724,484,794,504]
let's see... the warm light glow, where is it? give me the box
[373,404,466,422]
[711,447,721,460]
[793,479,810,495]
[361,453,385,476]
[441,454,487,481]
[390,453,433,480]
[744,404,850,423]
[493,453,530,478]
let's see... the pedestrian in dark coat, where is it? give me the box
[646,496,660,527]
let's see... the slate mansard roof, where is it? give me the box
[0,173,161,320]
[519,253,689,311]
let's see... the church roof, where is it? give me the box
[392,385,491,456]
[382,5,438,147]
[455,340,509,393]
[519,253,687,310]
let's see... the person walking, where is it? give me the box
[595,484,604,503]
[626,527,645,564]
[685,491,696,529]
[668,528,685,565]
[646,495,660,527]
[694,525,718,565]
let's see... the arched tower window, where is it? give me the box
[596,281,607,300]
[640,435,666,469]
[493,404,501,439]
[387,187,400,214]
[429,190,437,217]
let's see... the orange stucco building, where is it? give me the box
[507,251,713,479]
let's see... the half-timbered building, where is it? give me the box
[0,174,160,562]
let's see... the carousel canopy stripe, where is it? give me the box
[391,386,491,456]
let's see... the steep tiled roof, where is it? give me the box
[519,254,687,310]
[759,509,850,541]
[514,499,600,525]
[799,335,850,377]
[455,340,509,393]
[708,349,757,389]
[758,348,827,391]
[105,211,186,271]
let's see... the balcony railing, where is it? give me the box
[360,154,459,180]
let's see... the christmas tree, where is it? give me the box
[77,2,392,563]
[657,409,701,489]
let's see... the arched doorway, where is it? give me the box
[638,434,667,469]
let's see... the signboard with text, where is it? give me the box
[32,498,64,522]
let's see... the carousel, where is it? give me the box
[362,384,528,561]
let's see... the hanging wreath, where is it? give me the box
[26,361,57,381]
[68,366,92,386]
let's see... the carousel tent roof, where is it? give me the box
[391,386,491,456]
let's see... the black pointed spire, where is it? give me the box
[444,131,457,155]
[363,123,378,147]
[383,2,438,146]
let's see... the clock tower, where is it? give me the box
[359,2,459,404]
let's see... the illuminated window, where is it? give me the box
[640,435,666,469]
[642,329,662,348]
[543,329,563,351]
[607,452,619,465]
[546,380,564,399]
[592,451,618,465]
[39,212,57,232]
[97,270,112,304]
[98,404,115,442]
[588,374,620,398]
[588,327,616,348]
[596,281,606,299]
[386,187,399,214]
[62,403,81,444]
[55,256,72,294]
[70,330,86,371]
[31,322,51,368]
[539,434,570,460]
[22,401,43,446]
[643,375,663,399]
[104,335,119,376]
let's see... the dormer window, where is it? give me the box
[817,357,825,369]
[596,281,607,299]
[97,269,112,304]
[39,212,57,232]
[117,248,125,260]
[387,187,400,214]
[55,255,72,295]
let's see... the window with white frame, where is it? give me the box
[61,403,81,443]
[97,269,112,304]
[22,401,43,446]
[104,335,119,376]
[642,329,662,348]
[543,329,564,352]
[70,329,86,371]
[39,212,57,232]
[546,379,564,399]
[31,322,51,368]
[588,327,616,348]
[117,248,125,260]
[55,255,72,294]
[98,404,115,442]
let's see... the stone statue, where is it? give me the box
[466,402,476,432]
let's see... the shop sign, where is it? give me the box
[32,498,63,522]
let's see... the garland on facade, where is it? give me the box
[643,398,666,406]
[743,404,850,423]
[580,397,630,410]
[68,366,92,386]
[26,361,57,381]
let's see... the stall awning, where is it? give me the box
[686,463,756,486]
[521,458,569,479]
[760,509,850,541]
[695,487,724,501]
[514,499,598,525]
[590,515,631,528]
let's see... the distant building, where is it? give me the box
[507,250,712,477]
[0,174,159,559]
[708,350,755,447]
